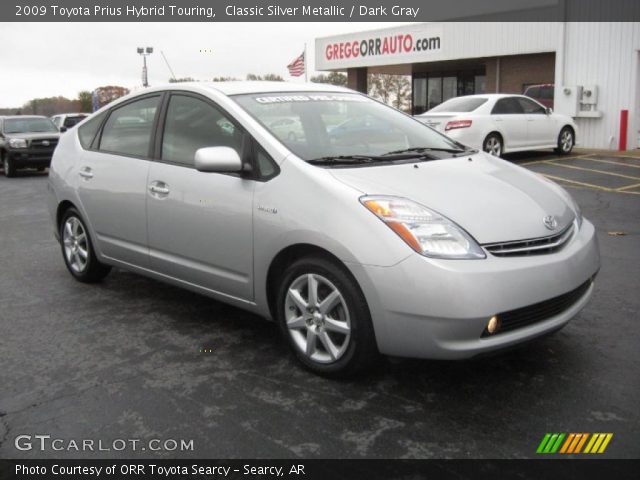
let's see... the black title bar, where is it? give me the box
[3,0,640,22]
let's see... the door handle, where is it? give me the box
[78,167,93,179]
[149,182,170,196]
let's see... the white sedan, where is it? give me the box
[415,94,577,157]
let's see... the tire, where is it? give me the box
[60,207,111,283]
[276,256,378,377]
[483,133,503,157]
[555,127,574,155]
[3,155,16,177]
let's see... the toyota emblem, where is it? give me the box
[543,215,558,230]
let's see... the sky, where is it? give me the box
[0,22,412,107]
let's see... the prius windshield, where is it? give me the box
[233,92,466,162]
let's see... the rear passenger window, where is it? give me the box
[161,94,244,167]
[492,98,524,115]
[99,96,160,157]
[78,111,107,149]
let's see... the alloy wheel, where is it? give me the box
[62,216,89,273]
[485,136,502,156]
[284,273,351,364]
[561,130,573,152]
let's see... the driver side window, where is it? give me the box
[161,94,243,167]
[517,97,546,114]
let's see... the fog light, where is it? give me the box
[487,315,500,335]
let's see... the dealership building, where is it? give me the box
[315,22,640,150]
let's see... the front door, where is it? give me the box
[146,93,255,300]
[518,97,557,146]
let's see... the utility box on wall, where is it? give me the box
[555,85,581,117]
[578,85,602,117]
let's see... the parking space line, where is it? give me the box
[617,182,640,191]
[520,154,592,166]
[540,173,615,192]
[579,157,640,169]
[605,153,640,161]
[544,161,640,181]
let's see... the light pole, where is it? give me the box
[137,47,153,87]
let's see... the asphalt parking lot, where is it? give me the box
[0,151,638,460]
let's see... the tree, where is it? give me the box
[368,74,411,111]
[78,91,93,112]
[310,72,347,86]
[246,73,284,81]
[21,96,81,116]
[93,86,130,109]
[212,76,238,82]
[169,77,196,83]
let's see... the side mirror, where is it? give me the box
[546,107,553,114]
[194,146,242,173]
[60,126,68,133]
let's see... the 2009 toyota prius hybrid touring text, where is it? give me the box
[47,82,600,376]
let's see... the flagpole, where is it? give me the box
[304,43,308,82]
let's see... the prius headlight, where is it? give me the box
[361,196,485,259]
[9,138,27,148]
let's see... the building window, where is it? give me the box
[412,70,486,114]
[427,77,442,110]
[413,77,427,114]
[443,76,457,102]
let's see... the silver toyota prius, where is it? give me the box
[47,82,600,376]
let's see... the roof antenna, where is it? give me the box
[161,50,177,82]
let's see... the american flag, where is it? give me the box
[287,51,305,77]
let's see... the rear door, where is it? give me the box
[76,94,162,267]
[517,96,557,146]
[146,92,255,300]
[490,97,528,149]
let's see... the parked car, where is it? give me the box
[47,82,599,376]
[269,117,304,141]
[415,94,576,157]
[524,84,555,109]
[50,113,89,132]
[0,115,60,176]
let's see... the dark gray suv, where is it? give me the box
[0,116,60,177]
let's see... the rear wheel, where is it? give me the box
[555,127,574,155]
[3,155,16,177]
[60,207,111,283]
[276,256,378,377]
[483,133,503,157]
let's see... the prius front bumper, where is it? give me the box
[351,219,600,359]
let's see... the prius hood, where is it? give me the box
[329,153,576,245]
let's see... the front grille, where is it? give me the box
[483,223,575,257]
[482,280,592,337]
[30,139,58,149]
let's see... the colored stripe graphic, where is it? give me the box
[574,433,589,453]
[538,433,613,454]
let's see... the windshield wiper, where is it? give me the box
[307,155,378,165]
[383,147,471,155]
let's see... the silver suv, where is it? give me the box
[47,82,599,376]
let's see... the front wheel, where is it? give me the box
[555,127,574,155]
[3,155,16,177]
[60,208,111,283]
[483,133,503,157]
[276,256,378,377]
